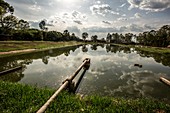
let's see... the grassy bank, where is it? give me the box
[135,46,170,54]
[0,81,170,113]
[0,41,82,52]
[115,44,170,54]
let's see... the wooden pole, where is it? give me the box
[160,77,170,86]
[0,66,23,76]
[36,81,69,113]
[68,58,90,81]
[36,58,90,113]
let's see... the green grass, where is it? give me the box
[135,46,170,54]
[0,41,82,52]
[0,81,170,113]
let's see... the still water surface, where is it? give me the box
[0,44,170,101]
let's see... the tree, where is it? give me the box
[39,20,47,31]
[0,0,14,15]
[91,35,98,42]
[17,19,29,30]
[39,20,48,41]
[119,34,125,43]
[0,0,17,34]
[125,33,133,44]
[112,33,119,43]
[70,33,76,40]
[82,32,88,41]
[106,33,112,43]
[63,30,70,41]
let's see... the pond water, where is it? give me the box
[0,44,170,102]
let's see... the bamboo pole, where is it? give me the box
[160,77,170,86]
[68,58,90,81]
[36,58,90,113]
[0,66,22,76]
[36,81,69,113]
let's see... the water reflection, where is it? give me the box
[82,45,88,52]
[0,46,79,82]
[0,44,170,103]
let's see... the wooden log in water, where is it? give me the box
[160,77,170,86]
[0,66,23,76]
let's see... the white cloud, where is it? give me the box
[122,14,126,17]
[72,11,87,20]
[29,2,41,12]
[127,0,170,12]
[120,3,126,7]
[134,13,142,18]
[46,10,87,26]
[117,17,128,21]
[90,4,119,16]
[129,13,142,19]
[95,1,101,4]
[82,23,156,35]
[66,26,81,35]
[29,4,41,12]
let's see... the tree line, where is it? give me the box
[0,0,81,41]
[104,25,170,47]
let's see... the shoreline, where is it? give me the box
[0,41,83,57]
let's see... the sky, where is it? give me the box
[5,0,170,38]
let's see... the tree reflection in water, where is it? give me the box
[82,45,88,52]
[0,46,79,82]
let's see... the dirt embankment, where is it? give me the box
[0,49,36,55]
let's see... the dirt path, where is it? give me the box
[0,49,36,55]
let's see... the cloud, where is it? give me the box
[117,17,128,21]
[29,2,41,11]
[90,4,119,16]
[82,23,155,34]
[122,14,126,17]
[72,11,87,20]
[143,24,156,30]
[127,24,144,32]
[46,10,87,26]
[102,21,111,25]
[120,3,126,7]
[129,13,142,19]
[73,20,83,25]
[83,26,118,33]
[95,1,101,4]
[127,0,170,12]
[134,13,142,18]
[29,21,39,29]
[66,26,81,35]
